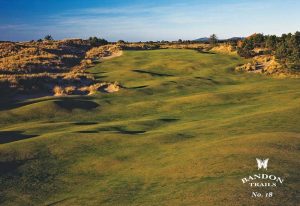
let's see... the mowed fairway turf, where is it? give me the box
[0,49,299,205]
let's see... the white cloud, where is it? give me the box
[1,0,299,41]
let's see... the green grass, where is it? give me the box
[0,49,299,205]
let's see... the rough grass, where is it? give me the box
[0,49,299,205]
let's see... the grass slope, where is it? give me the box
[0,49,299,206]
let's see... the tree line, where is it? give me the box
[35,35,109,47]
[237,32,300,70]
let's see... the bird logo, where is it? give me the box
[256,158,269,170]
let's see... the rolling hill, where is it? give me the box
[0,49,299,205]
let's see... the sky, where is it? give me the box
[0,0,299,42]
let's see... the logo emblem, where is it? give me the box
[256,158,269,170]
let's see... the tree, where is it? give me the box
[88,37,108,46]
[209,34,218,46]
[265,35,277,50]
[237,38,255,58]
[117,40,125,44]
[44,35,53,41]
[251,33,265,47]
[274,32,300,70]
[236,31,300,70]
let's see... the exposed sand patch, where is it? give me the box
[101,50,123,60]
[210,44,236,54]
[235,55,300,78]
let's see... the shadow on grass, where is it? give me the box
[91,71,108,79]
[95,75,108,79]
[116,129,146,134]
[0,160,26,175]
[0,96,97,112]
[159,118,180,122]
[54,99,99,110]
[132,69,174,77]
[89,71,107,75]
[195,76,219,84]
[122,85,149,89]
[78,126,146,135]
[111,126,146,135]
[0,131,38,144]
[161,133,195,144]
[73,122,98,125]
[45,197,74,206]
[77,130,99,134]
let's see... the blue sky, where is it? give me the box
[0,0,299,41]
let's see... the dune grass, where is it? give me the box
[0,49,299,205]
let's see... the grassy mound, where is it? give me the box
[0,49,299,205]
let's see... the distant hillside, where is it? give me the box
[194,37,245,42]
[226,37,245,41]
[193,37,209,42]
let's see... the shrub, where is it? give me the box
[64,86,76,95]
[53,86,64,96]
[237,47,254,58]
[237,39,255,58]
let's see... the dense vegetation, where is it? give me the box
[88,36,108,46]
[237,32,300,70]
[0,39,122,99]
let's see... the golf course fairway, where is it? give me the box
[0,49,299,205]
